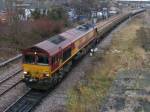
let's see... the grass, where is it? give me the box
[67,14,149,112]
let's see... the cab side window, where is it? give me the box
[63,48,71,61]
[24,55,35,64]
[51,55,60,65]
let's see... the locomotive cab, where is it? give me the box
[22,36,74,90]
[22,47,53,89]
[23,53,50,77]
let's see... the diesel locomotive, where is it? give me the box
[22,9,145,90]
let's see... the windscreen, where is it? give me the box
[24,55,35,64]
[36,55,49,65]
[24,54,49,65]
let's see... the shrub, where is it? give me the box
[31,18,64,38]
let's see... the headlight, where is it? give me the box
[23,71,27,74]
[45,74,49,77]
[43,73,49,77]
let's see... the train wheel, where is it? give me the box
[57,71,64,82]
[59,67,65,77]
[82,48,87,56]
[52,73,59,85]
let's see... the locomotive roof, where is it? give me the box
[60,24,94,42]
[35,36,71,55]
[33,23,95,56]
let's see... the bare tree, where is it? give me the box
[70,0,111,18]
[70,0,97,15]
[4,0,23,39]
[5,0,24,23]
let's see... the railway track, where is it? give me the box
[4,89,49,112]
[0,69,22,97]
[0,54,22,67]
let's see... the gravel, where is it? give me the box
[100,69,150,112]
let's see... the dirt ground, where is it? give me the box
[100,13,150,112]
[100,69,150,112]
[100,10,150,112]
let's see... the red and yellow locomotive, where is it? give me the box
[23,23,97,89]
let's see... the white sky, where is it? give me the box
[118,0,150,1]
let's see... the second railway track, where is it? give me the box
[0,69,23,97]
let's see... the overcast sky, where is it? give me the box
[119,0,150,1]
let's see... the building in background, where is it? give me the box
[117,0,150,8]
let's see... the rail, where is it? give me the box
[0,69,22,97]
[0,54,22,67]
[4,89,49,112]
